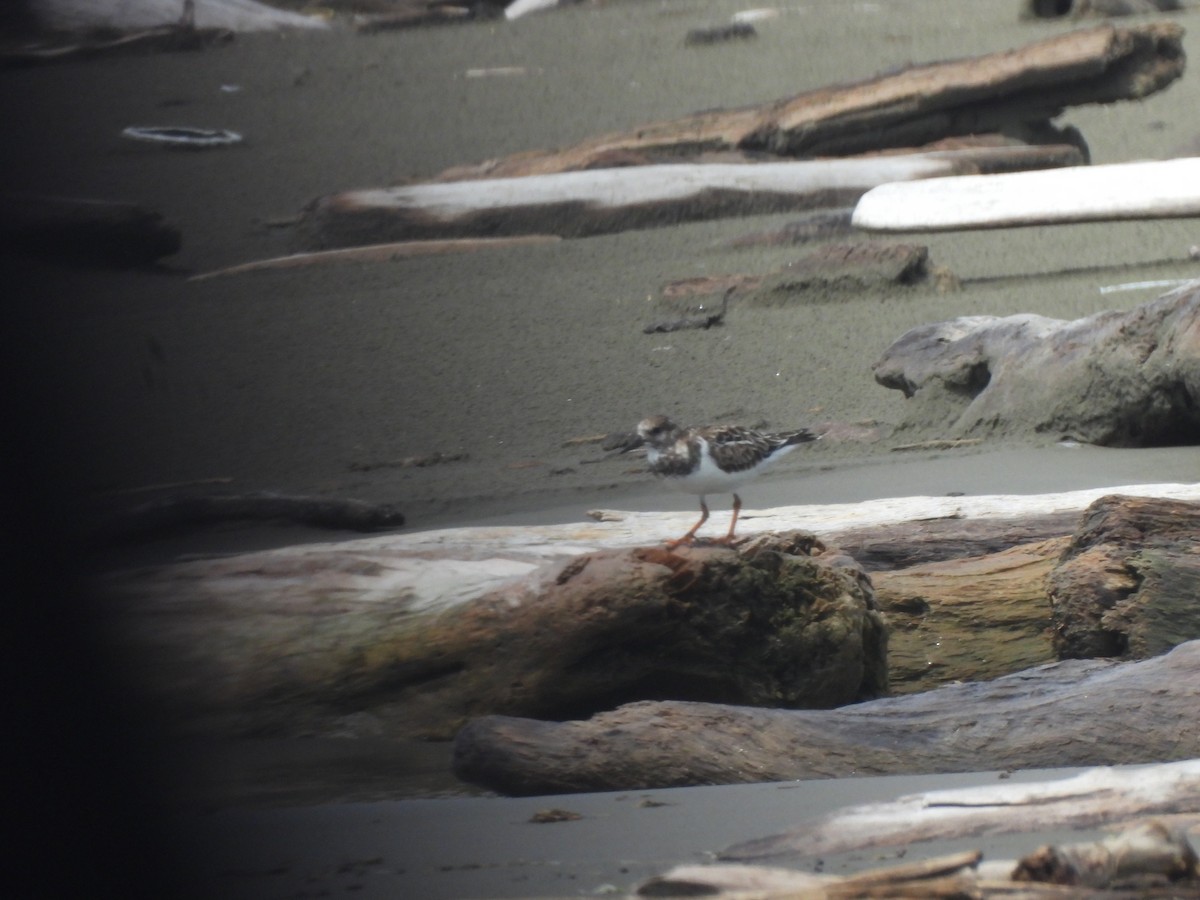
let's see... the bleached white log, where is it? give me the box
[504,0,560,20]
[341,156,956,218]
[721,758,1200,861]
[32,0,328,32]
[110,483,1200,622]
[852,157,1200,232]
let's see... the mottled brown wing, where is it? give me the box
[701,425,775,474]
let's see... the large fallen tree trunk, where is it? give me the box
[452,639,1200,796]
[428,22,1182,181]
[102,486,1200,743]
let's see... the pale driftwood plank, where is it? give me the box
[189,235,561,281]
[721,759,1200,861]
[296,147,1083,247]
[852,157,1200,232]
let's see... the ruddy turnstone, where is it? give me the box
[634,415,817,547]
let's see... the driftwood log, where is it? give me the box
[852,157,1200,232]
[27,0,327,33]
[0,195,181,267]
[102,488,1200,745]
[105,531,887,740]
[452,639,1200,796]
[720,759,1200,862]
[1049,494,1200,660]
[294,146,1081,248]
[873,280,1200,446]
[93,492,406,546]
[427,23,1180,180]
[645,821,1200,897]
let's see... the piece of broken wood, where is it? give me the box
[853,157,1200,232]
[189,235,560,281]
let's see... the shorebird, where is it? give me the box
[634,415,818,547]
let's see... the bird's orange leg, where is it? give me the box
[719,493,743,544]
[666,498,709,549]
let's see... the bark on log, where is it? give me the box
[1048,494,1200,660]
[428,24,1180,181]
[872,537,1066,692]
[451,640,1200,796]
[0,194,181,266]
[104,531,887,740]
[294,147,1081,248]
[873,281,1200,446]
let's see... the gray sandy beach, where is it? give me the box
[4,0,1200,896]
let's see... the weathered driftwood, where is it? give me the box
[0,195,181,266]
[105,532,887,740]
[646,822,1200,896]
[1012,820,1198,889]
[853,157,1200,232]
[721,759,1200,862]
[295,147,1080,248]
[1048,494,1200,660]
[428,24,1179,180]
[748,243,935,304]
[0,21,232,66]
[873,280,1200,446]
[102,485,1200,743]
[1024,0,1186,19]
[188,235,560,282]
[451,640,1200,795]
[872,536,1066,692]
[94,492,406,546]
[28,0,327,32]
[654,242,941,311]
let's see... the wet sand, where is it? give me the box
[5,1,1200,894]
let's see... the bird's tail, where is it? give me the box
[781,428,819,447]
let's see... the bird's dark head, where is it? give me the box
[635,415,680,449]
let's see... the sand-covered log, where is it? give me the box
[873,280,1200,446]
[428,23,1181,180]
[105,531,886,740]
[1049,494,1200,660]
[0,195,181,267]
[452,640,1200,795]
